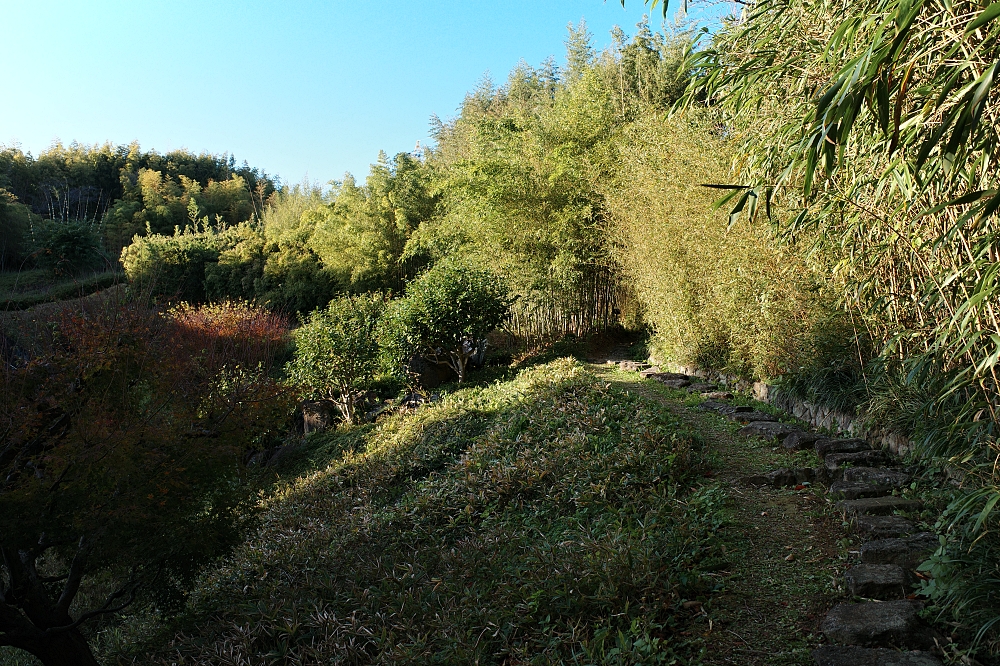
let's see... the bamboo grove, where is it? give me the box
[678,0,1000,645]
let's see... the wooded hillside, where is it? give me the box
[3,5,1000,662]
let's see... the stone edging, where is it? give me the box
[651,359,913,457]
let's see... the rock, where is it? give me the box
[726,410,778,423]
[861,534,939,570]
[686,382,717,392]
[820,600,930,648]
[843,467,911,488]
[743,467,818,487]
[794,467,819,483]
[658,378,692,389]
[838,497,922,517]
[620,361,652,372]
[812,466,832,484]
[696,401,778,422]
[812,646,943,666]
[698,401,750,414]
[829,482,892,500]
[826,451,890,474]
[816,438,872,458]
[741,474,772,487]
[738,421,804,441]
[784,431,825,450]
[845,564,916,599]
[642,371,686,381]
[702,391,734,400]
[854,515,917,539]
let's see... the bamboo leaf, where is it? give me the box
[727,190,751,230]
[973,492,1000,533]
[967,2,1000,33]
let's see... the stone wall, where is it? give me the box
[652,359,913,457]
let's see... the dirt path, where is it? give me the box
[592,363,854,665]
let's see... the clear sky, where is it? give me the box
[0,1,730,186]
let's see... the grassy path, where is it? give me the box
[592,363,853,665]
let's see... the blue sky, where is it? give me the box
[0,1,729,186]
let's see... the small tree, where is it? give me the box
[286,294,384,424]
[0,299,291,666]
[386,261,511,384]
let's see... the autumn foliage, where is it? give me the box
[0,298,292,666]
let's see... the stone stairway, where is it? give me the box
[615,361,947,666]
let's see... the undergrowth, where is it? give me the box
[106,358,725,664]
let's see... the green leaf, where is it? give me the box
[967,2,1000,33]
[728,190,751,230]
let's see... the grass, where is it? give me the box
[0,268,123,310]
[97,358,725,665]
[4,340,942,665]
[592,366,857,665]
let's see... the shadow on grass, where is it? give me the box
[114,358,726,665]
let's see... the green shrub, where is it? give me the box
[0,189,33,271]
[285,294,385,423]
[383,261,511,383]
[34,220,107,276]
[121,229,221,302]
[120,224,261,303]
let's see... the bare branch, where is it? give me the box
[56,537,88,614]
[43,579,138,636]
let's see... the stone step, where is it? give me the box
[742,466,823,487]
[697,401,778,423]
[738,421,805,442]
[620,361,652,372]
[641,369,686,380]
[816,438,872,458]
[784,431,825,450]
[838,497,922,518]
[726,410,777,423]
[843,467,911,488]
[861,534,939,570]
[821,600,933,649]
[697,400,745,413]
[854,515,918,539]
[845,564,916,599]
[685,381,717,393]
[701,390,733,400]
[658,378,691,389]
[826,451,891,475]
[829,482,893,500]
[812,646,942,666]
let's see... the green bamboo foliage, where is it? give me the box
[687,0,1000,443]
[685,0,1000,644]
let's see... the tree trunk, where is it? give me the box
[16,628,100,666]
